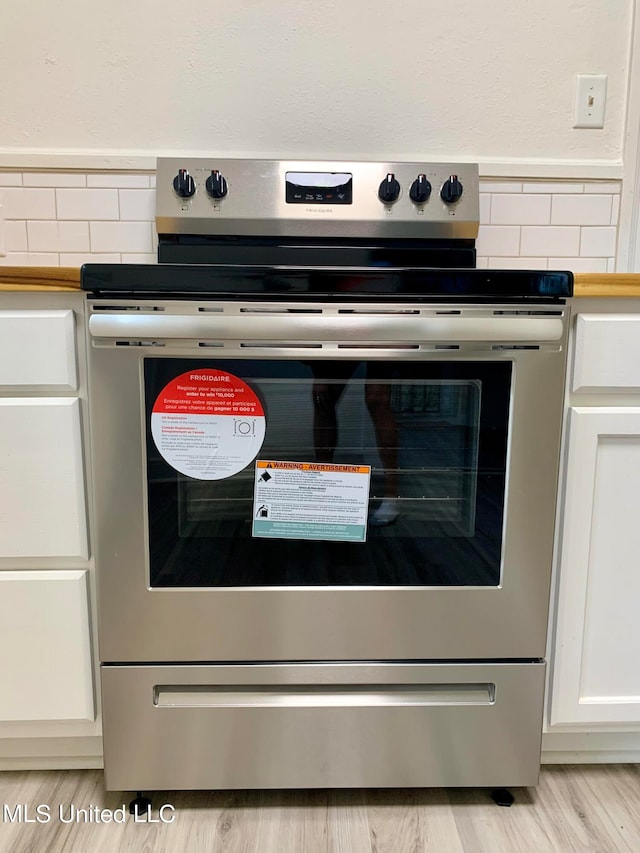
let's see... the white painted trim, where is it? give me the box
[616,0,640,270]
[0,149,625,180]
[0,757,103,770]
[0,755,102,771]
[542,729,640,764]
[0,152,158,171]
[0,735,103,770]
[542,751,640,764]
[478,159,622,180]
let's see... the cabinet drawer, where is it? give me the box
[0,570,94,723]
[0,310,76,388]
[0,398,88,558]
[573,314,640,392]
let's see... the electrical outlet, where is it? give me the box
[0,205,5,257]
[573,74,607,128]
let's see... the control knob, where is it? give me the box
[378,173,401,204]
[173,169,196,198]
[205,169,228,199]
[409,174,432,204]
[440,175,463,204]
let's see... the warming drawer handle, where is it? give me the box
[154,683,496,708]
[89,313,564,343]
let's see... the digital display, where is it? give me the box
[286,172,353,204]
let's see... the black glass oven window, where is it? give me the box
[144,359,511,587]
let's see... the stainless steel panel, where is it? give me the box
[102,662,545,790]
[155,159,479,240]
[85,298,570,663]
[88,309,564,344]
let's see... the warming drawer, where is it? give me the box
[101,661,545,790]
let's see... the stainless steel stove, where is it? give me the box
[82,158,572,792]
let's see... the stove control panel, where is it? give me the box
[157,158,479,240]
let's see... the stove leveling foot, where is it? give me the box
[129,792,153,815]
[490,788,514,807]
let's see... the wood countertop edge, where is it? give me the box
[1,267,640,296]
[570,273,640,297]
[0,267,81,291]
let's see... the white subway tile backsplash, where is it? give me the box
[548,257,608,273]
[119,189,156,221]
[122,253,158,264]
[608,257,616,272]
[0,173,22,187]
[522,182,583,194]
[475,225,520,256]
[520,226,580,257]
[551,194,612,226]
[27,221,90,253]
[611,195,620,226]
[478,182,522,193]
[59,253,121,265]
[149,175,156,189]
[87,174,150,188]
[0,252,59,266]
[4,221,28,252]
[90,221,153,253]
[56,189,119,221]
[23,172,86,187]
[479,194,490,225]
[580,226,617,257]
[0,188,56,220]
[0,253,26,265]
[487,257,547,270]
[584,182,621,194]
[475,257,489,269]
[491,194,550,225]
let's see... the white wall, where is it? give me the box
[0,1,632,165]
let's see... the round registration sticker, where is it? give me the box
[150,369,266,480]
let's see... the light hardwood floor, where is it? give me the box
[0,765,639,852]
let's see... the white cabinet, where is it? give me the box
[572,313,640,392]
[551,407,640,726]
[549,301,640,734]
[0,309,77,388]
[0,293,98,764]
[0,570,94,722]
[0,397,87,558]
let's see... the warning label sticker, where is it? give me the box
[252,460,371,542]
[151,369,266,480]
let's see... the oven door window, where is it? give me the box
[144,359,511,587]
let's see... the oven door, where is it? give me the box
[87,297,568,662]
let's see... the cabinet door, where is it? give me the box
[0,570,94,722]
[0,398,87,558]
[551,407,640,726]
[0,310,77,389]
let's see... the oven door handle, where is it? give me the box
[88,313,564,343]
[154,683,496,708]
